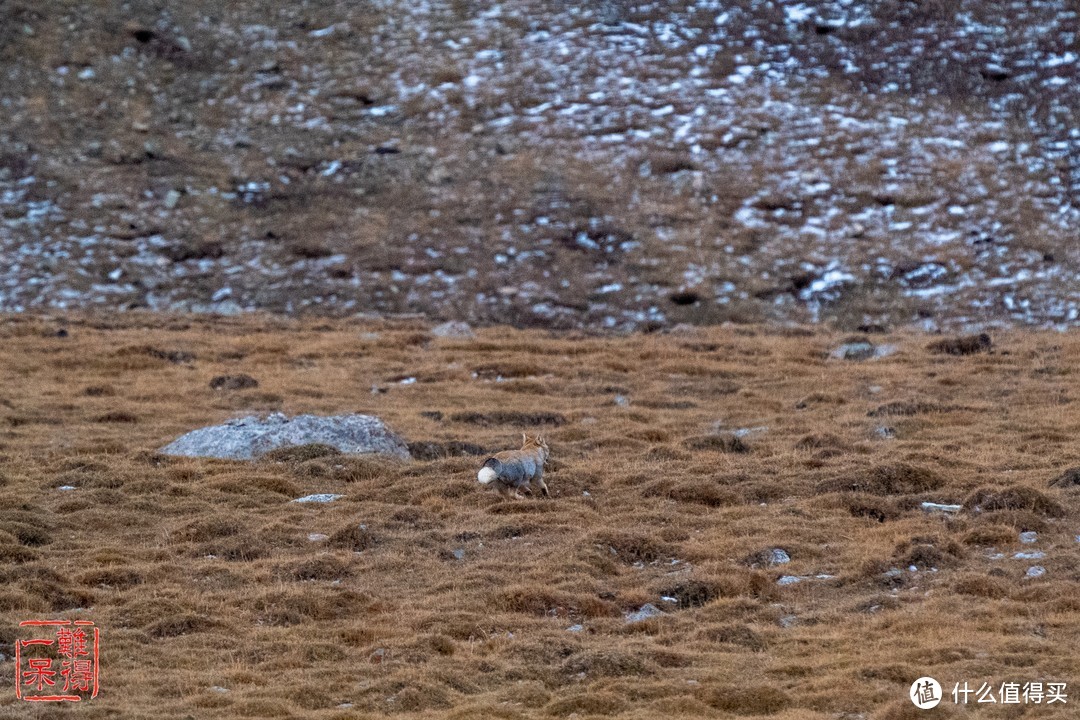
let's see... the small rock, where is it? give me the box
[908,565,918,572]
[832,340,876,361]
[210,686,230,694]
[768,548,791,565]
[160,413,410,460]
[660,595,679,603]
[307,533,329,542]
[164,189,182,209]
[624,603,662,623]
[1019,531,1038,544]
[778,614,798,628]
[431,321,474,339]
[777,575,802,586]
[921,502,962,514]
[1013,551,1045,560]
[614,394,629,407]
[1026,566,1046,578]
[451,548,466,560]
[875,426,897,439]
[293,494,343,504]
[58,485,77,491]
[567,624,584,633]
[337,703,354,709]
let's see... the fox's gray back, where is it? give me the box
[483,456,537,488]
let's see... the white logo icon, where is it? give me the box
[911,677,942,709]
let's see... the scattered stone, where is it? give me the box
[921,502,962,514]
[293,494,343,504]
[1026,566,1046,578]
[209,374,259,390]
[768,549,791,565]
[874,426,897,439]
[431,321,474,338]
[451,548,466,560]
[777,575,802,586]
[1013,551,1045,560]
[567,624,584,633]
[58,485,77,491]
[614,394,630,407]
[1019,531,1038,544]
[210,686,230,693]
[624,603,662,623]
[164,189,182,209]
[307,533,329,542]
[778,615,798,628]
[831,340,875,360]
[159,412,411,460]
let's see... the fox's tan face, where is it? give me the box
[522,433,549,460]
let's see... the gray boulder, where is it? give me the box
[160,412,410,460]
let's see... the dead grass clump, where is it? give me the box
[407,440,487,460]
[953,574,1008,598]
[146,613,219,638]
[561,649,656,678]
[23,579,94,611]
[645,446,692,462]
[328,523,378,551]
[867,400,945,417]
[701,624,767,651]
[1047,467,1080,488]
[277,554,352,581]
[95,410,138,423]
[0,545,39,563]
[842,493,902,522]
[212,473,298,497]
[961,524,1016,546]
[449,411,566,426]
[894,536,965,569]
[82,384,115,396]
[697,684,790,715]
[818,463,945,495]
[0,520,52,546]
[590,530,672,563]
[665,482,742,507]
[116,344,196,364]
[974,510,1047,532]
[262,443,341,462]
[928,333,992,355]
[253,588,373,625]
[546,692,627,716]
[334,456,396,483]
[198,534,269,562]
[795,433,848,451]
[471,362,545,379]
[176,515,241,542]
[655,578,724,609]
[78,567,143,588]
[496,585,619,618]
[963,486,1064,517]
[682,434,749,453]
[209,373,259,390]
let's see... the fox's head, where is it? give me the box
[521,432,549,460]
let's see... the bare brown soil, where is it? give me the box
[0,314,1078,718]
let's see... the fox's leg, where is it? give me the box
[496,483,515,500]
[537,478,550,497]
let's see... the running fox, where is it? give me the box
[477,433,550,499]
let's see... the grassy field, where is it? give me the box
[0,314,1078,718]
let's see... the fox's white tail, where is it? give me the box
[477,467,497,484]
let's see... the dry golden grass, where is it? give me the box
[0,314,1078,718]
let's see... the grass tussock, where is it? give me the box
[0,317,1075,717]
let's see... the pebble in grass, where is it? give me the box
[293,494,343,504]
